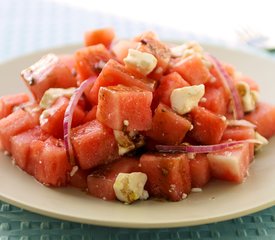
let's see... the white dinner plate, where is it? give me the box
[0,43,274,228]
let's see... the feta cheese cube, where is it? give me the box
[40,87,75,109]
[113,172,149,204]
[123,49,157,75]
[170,42,203,58]
[170,84,205,115]
[113,130,145,156]
[254,131,269,151]
[236,81,259,113]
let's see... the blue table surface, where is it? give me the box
[0,0,275,239]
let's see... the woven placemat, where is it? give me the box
[0,0,275,239]
[0,201,275,239]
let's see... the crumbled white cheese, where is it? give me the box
[123,120,129,126]
[220,116,227,121]
[70,166,79,177]
[113,172,149,204]
[170,42,203,58]
[113,130,136,156]
[254,131,269,151]
[170,84,205,115]
[191,188,203,193]
[39,106,58,126]
[113,130,145,156]
[251,90,260,103]
[123,49,157,75]
[236,81,259,113]
[170,42,212,69]
[182,193,188,199]
[40,87,76,109]
[200,97,207,103]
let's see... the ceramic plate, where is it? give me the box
[0,44,274,228]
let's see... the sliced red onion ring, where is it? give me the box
[63,76,96,165]
[156,139,261,154]
[206,54,244,120]
[227,119,256,128]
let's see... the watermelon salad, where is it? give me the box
[0,27,275,204]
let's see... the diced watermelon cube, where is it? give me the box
[0,109,38,153]
[146,103,191,145]
[154,72,189,107]
[189,154,211,188]
[88,59,156,105]
[222,126,255,161]
[136,34,171,80]
[30,137,72,186]
[244,102,275,139]
[207,143,250,183]
[222,126,255,141]
[69,168,89,190]
[189,107,227,145]
[71,119,119,170]
[40,97,85,139]
[59,54,76,72]
[87,157,140,200]
[10,127,49,171]
[0,93,30,119]
[171,55,211,85]
[21,54,77,101]
[199,86,230,115]
[84,28,115,48]
[140,153,191,201]
[96,85,153,131]
[74,44,112,81]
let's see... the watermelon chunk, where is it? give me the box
[0,109,38,153]
[30,137,72,186]
[146,103,191,145]
[199,86,230,115]
[69,168,89,190]
[189,107,227,145]
[84,28,115,48]
[171,55,211,85]
[154,72,190,107]
[74,44,112,82]
[189,154,211,188]
[96,85,153,131]
[0,93,30,119]
[71,120,119,170]
[87,157,140,200]
[222,126,255,161]
[11,127,49,171]
[207,143,250,183]
[21,54,77,101]
[140,153,191,201]
[244,102,275,139]
[136,32,171,80]
[88,59,156,105]
[40,97,85,139]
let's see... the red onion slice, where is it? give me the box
[227,119,256,128]
[156,139,261,154]
[63,77,96,164]
[206,54,244,120]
